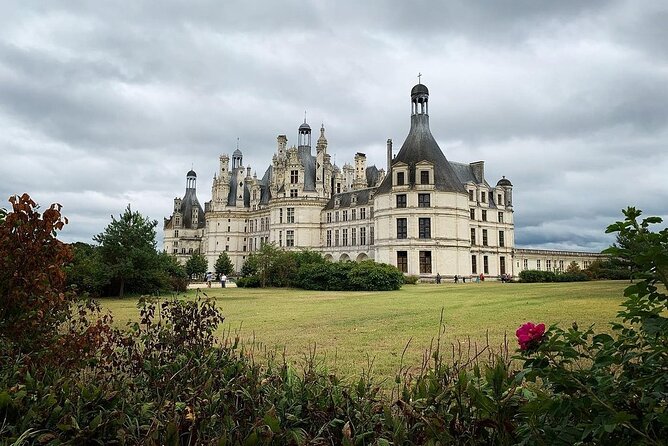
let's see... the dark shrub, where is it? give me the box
[519,270,556,282]
[349,261,404,291]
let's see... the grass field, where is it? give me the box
[100,280,629,382]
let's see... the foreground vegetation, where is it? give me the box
[103,281,628,380]
[1,195,667,445]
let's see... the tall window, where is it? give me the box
[360,227,367,245]
[546,259,552,270]
[482,229,488,246]
[287,207,294,223]
[483,256,489,274]
[397,171,405,186]
[342,229,348,246]
[335,230,339,246]
[351,209,356,220]
[523,259,528,270]
[396,194,407,208]
[472,255,477,274]
[279,230,283,247]
[470,228,476,245]
[497,193,503,205]
[420,170,430,184]
[482,210,487,221]
[279,208,283,223]
[351,228,356,246]
[335,211,339,222]
[174,230,179,237]
[397,218,407,239]
[327,212,332,223]
[481,192,486,203]
[370,227,374,245]
[468,190,474,201]
[419,218,431,239]
[290,170,298,183]
[537,259,541,270]
[418,193,430,207]
[470,208,475,220]
[499,230,505,247]
[559,260,564,271]
[360,208,366,219]
[397,251,408,273]
[500,256,506,275]
[419,251,432,273]
[286,230,294,247]
[343,210,348,221]
[326,230,332,247]
[498,212,504,223]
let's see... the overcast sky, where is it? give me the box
[1,1,667,251]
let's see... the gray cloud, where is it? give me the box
[1,0,667,251]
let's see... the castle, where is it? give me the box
[164,83,605,278]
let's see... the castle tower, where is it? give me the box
[353,152,367,190]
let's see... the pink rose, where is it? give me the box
[516,322,546,350]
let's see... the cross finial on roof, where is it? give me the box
[236,137,239,149]
[418,72,422,84]
[304,110,307,123]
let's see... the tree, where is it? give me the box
[93,205,159,297]
[565,261,581,274]
[65,242,111,297]
[0,194,74,352]
[186,252,208,279]
[214,252,234,276]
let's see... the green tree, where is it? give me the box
[214,252,234,276]
[65,242,111,297]
[565,260,581,274]
[93,205,159,297]
[186,252,208,279]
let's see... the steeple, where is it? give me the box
[316,123,328,153]
[298,114,312,154]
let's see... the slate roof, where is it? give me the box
[297,147,316,191]
[366,165,380,187]
[323,188,374,210]
[376,113,466,195]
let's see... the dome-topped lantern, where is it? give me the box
[497,176,513,187]
[232,147,243,170]
[186,169,197,190]
[411,74,429,116]
[298,112,312,149]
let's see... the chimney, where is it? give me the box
[386,139,393,172]
[246,167,251,178]
[470,161,485,183]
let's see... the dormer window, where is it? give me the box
[290,170,298,184]
[420,170,430,184]
[334,197,341,207]
[468,190,474,201]
[351,194,357,204]
[397,172,405,186]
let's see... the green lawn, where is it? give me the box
[100,281,628,382]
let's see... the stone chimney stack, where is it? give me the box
[470,161,485,183]
[386,139,393,172]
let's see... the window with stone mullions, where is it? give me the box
[397,218,407,239]
[287,207,294,223]
[396,194,407,208]
[420,170,430,184]
[360,227,367,245]
[482,229,488,246]
[290,170,299,184]
[342,229,348,246]
[418,193,430,207]
[286,230,294,247]
[397,251,408,273]
[419,251,432,273]
[418,218,431,239]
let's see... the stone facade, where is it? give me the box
[163,83,602,279]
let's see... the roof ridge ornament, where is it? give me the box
[418,72,422,84]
